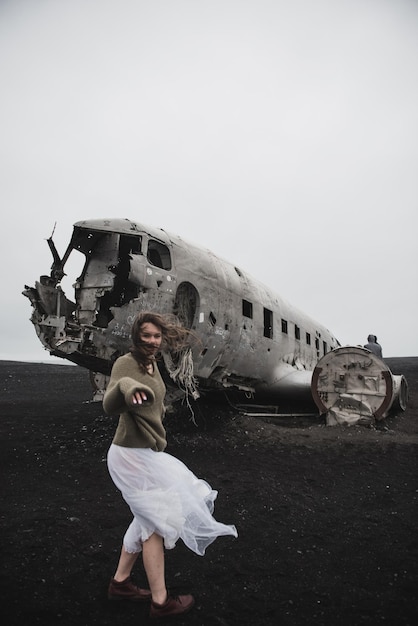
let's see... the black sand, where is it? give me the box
[1,357,417,625]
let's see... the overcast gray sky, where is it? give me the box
[1,0,417,362]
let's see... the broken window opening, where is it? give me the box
[126,237,142,255]
[323,341,328,355]
[306,332,311,345]
[147,239,172,270]
[295,324,300,340]
[209,312,217,326]
[72,230,109,283]
[95,234,142,327]
[263,308,273,339]
[281,319,288,334]
[242,299,253,318]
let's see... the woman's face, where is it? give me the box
[138,322,162,357]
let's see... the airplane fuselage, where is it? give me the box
[24,218,340,406]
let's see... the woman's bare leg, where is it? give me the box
[142,533,168,604]
[113,545,140,581]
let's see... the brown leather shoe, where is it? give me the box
[108,576,152,602]
[150,593,195,618]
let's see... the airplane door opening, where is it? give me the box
[161,281,200,403]
[173,282,199,329]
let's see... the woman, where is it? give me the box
[103,311,237,619]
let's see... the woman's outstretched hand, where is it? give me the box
[132,390,148,405]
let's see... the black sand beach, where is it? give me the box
[1,357,417,625]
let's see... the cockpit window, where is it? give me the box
[147,239,172,270]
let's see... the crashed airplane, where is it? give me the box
[23,218,407,422]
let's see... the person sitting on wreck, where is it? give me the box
[364,334,383,358]
[103,311,238,619]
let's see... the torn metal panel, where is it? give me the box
[311,346,408,426]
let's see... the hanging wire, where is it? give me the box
[163,347,200,424]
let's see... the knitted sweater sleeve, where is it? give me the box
[103,357,155,416]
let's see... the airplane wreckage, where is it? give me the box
[23,218,408,426]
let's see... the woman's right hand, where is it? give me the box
[132,390,148,405]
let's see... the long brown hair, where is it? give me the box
[129,311,192,368]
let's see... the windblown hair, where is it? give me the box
[130,311,192,368]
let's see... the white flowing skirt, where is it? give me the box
[107,444,238,556]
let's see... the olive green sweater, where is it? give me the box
[103,353,167,452]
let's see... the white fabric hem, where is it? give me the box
[107,444,237,556]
